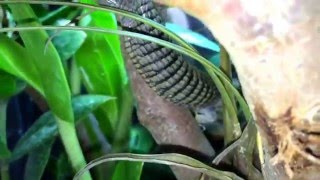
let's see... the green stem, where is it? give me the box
[112,85,133,153]
[0,100,7,149]
[56,117,92,180]
[70,59,81,95]
[0,100,10,180]
[220,45,240,145]
[0,164,9,180]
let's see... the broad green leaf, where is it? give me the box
[11,95,114,161]
[74,153,244,180]
[165,23,220,52]
[0,34,42,94]
[9,3,73,122]
[0,71,16,99]
[75,34,120,137]
[24,138,55,180]
[0,71,25,99]
[8,5,91,177]
[112,161,144,180]
[75,0,130,140]
[50,29,87,61]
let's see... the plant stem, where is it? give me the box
[0,164,9,180]
[70,59,81,95]
[0,100,10,180]
[0,100,8,150]
[56,117,92,180]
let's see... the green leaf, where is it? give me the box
[11,95,114,161]
[75,1,130,140]
[50,29,87,61]
[74,153,244,180]
[24,138,55,180]
[165,23,220,52]
[56,153,73,179]
[0,34,43,94]
[8,5,91,177]
[9,3,73,122]
[0,71,25,99]
[0,72,17,98]
[0,141,11,159]
[112,161,144,180]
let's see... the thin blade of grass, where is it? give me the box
[220,45,240,143]
[0,0,196,52]
[74,153,244,180]
[0,1,252,122]
[0,25,252,125]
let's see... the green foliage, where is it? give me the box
[11,95,113,161]
[0,33,43,93]
[129,125,155,154]
[0,1,255,180]
[0,71,25,99]
[0,141,11,159]
[0,100,10,159]
[9,3,73,123]
[112,162,144,180]
[51,29,87,61]
[0,71,25,159]
[3,4,90,179]
[75,9,127,139]
[15,95,112,180]
[24,138,55,180]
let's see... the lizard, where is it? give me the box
[101,0,222,126]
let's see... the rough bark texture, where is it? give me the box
[125,52,215,180]
[156,0,320,179]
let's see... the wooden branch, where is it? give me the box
[156,0,320,179]
[125,55,215,180]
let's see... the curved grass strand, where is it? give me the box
[0,25,251,122]
[0,0,196,52]
[73,153,244,180]
[0,0,252,121]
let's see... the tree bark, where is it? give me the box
[155,0,320,179]
[125,52,215,180]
